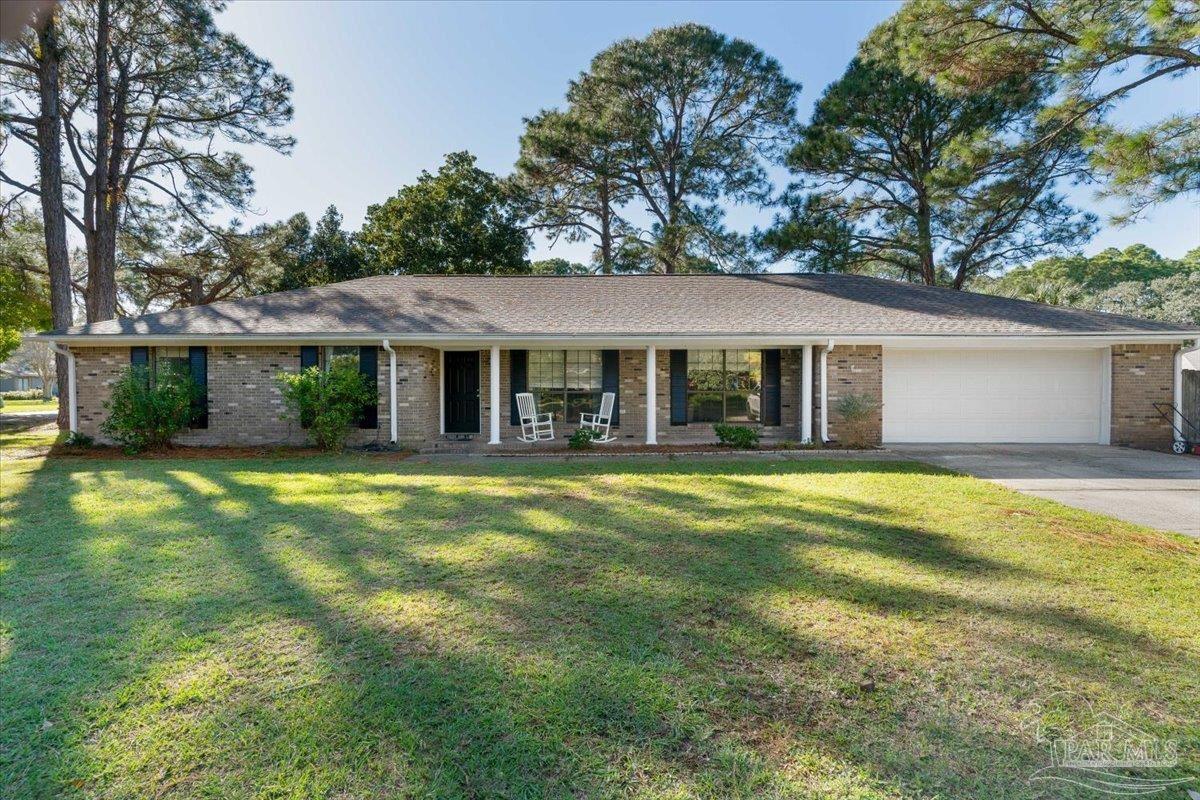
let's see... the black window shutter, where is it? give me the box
[130,346,150,386]
[761,349,781,426]
[509,349,527,425]
[188,346,208,429]
[669,349,688,426]
[601,349,620,426]
[359,345,378,429]
[298,346,318,429]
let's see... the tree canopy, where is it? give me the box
[877,0,1200,220]
[271,206,366,291]
[516,108,633,273]
[546,23,800,273]
[0,203,52,361]
[761,55,1093,287]
[1,0,294,322]
[359,152,530,274]
[983,243,1198,303]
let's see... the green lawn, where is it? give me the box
[2,445,1197,799]
[1,397,58,413]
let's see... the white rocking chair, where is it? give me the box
[515,392,554,442]
[579,391,617,443]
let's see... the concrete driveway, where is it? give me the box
[890,444,1200,538]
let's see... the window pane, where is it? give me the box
[528,350,564,390]
[566,391,601,422]
[687,349,723,392]
[725,392,754,422]
[726,349,761,391]
[688,392,724,423]
[565,350,601,391]
[154,347,189,381]
[327,345,359,372]
[534,389,563,420]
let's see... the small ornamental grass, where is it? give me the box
[100,364,198,454]
[277,359,373,451]
[834,393,878,448]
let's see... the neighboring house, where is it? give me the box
[0,367,55,395]
[33,273,1200,450]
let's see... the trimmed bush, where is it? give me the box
[277,361,373,451]
[834,393,878,448]
[568,428,604,450]
[100,364,198,454]
[713,423,760,449]
[1,389,47,400]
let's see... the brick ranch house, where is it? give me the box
[35,273,1199,451]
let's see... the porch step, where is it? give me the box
[419,436,485,455]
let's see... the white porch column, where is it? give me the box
[438,349,445,435]
[645,345,658,444]
[489,346,501,444]
[801,344,814,444]
[819,341,831,443]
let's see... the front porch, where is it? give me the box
[415,343,869,451]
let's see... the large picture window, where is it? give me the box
[687,349,762,423]
[528,350,602,421]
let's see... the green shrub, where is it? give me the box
[713,423,760,449]
[63,431,94,447]
[100,365,198,454]
[568,427,604,450]
[1,389,47,400]
[276,361,373,451]
[834,393,878,448]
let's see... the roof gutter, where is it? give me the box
[26,331,1200,348]
[380,338,397,445]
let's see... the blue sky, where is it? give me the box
[214,1,1199,267]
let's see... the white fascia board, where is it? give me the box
[30,331,1200,348]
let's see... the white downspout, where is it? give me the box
[381,339,397,445]
[645,345,657,445]
[820,339,833,443]
[49,344,78,433]
[801,344,813,444]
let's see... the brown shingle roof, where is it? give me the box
[49,273,1197,338]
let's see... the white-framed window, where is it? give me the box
[686,349,762,423]
[528,350,603,422]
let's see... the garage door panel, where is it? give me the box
[883,349,1102,443]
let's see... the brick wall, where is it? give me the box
[75,347,129,439]
[72,344,442,448]
[824,345,883,446]
[1111,343,1178,450]
[387,346,440,448]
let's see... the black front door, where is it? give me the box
[444,350,480,433]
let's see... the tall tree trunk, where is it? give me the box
[661,202,681,274]
[86,0,118,323]
[33,9,74,429]
[598,179,612,274]
[915,193,936,286]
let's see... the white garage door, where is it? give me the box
[883,349,1103,443]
